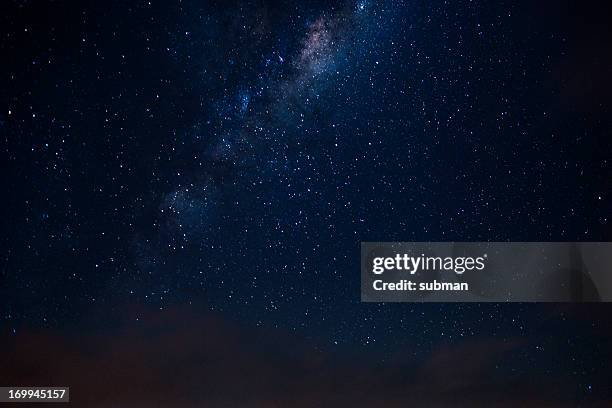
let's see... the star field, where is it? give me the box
[1,0,611,405]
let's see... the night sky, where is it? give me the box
[1,0,611,406]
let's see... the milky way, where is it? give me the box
[149,2,374,254]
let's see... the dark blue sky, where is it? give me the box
[1,0,611,405]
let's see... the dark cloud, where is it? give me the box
[2,305,609,407]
